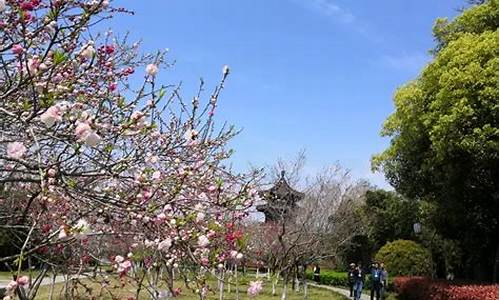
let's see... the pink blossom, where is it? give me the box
[157,212,166,220]
[20,2,35,11]
[117,260,132,273]
[12,45,23,55]
[108,82,117,91]
[144,240,155,248]
[103,45,115,54]
[196,212,205,222]
[16,276,29,286]
[6,280,17,291]
[40,105,62,127]
[200,257,209,266]
[152,171,161,180]
[75,121,91,140]
[247,281,263,297]
[131,111,145,121]
[47,168,57,177]
[114,255,124,263]
[84,130,101,146]
[58,226,67,239]
[6,142,26,159]
[75,121,101,146]
[80,44,95,59]
[27,57,40,74]
[158,238,172,251]
[122,67,134,75]
[145,64,158,76]
[184,128,198,142]
[197,235,210,248]
[0,0,6,12]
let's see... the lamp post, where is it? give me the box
[413,222,422,235]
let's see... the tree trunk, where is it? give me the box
[302,269,308,300]
[167,267,174,298]
[219,269,225,300]
[303,281,308,300]
[281,273,289,300]
[272,275,276,296]
[48,272,56,300]
[235,264,240,300]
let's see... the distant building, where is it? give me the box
[256,171,304,222]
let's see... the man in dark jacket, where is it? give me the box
[353,263,364,300]
[347,263,356,297]
[370,262,382,300]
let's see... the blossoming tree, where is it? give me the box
[0,0,259,299]
[247,162,370,300]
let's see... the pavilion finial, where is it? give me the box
[280,170,286,179]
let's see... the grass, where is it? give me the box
[33,276,349,299]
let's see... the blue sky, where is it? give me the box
[108,0,466,188]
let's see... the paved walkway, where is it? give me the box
[308,282,370,300]
[0,275,75,289]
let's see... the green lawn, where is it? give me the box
[34,276,348,299]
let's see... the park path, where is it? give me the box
[308,282,370,300]
[0,275,77,289]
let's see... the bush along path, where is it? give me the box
[308,282,370,300]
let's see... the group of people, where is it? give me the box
[312,262,388,300]
[348,262,388,300]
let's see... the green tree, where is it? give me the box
[372,0,498,281]
[362,190,420,250]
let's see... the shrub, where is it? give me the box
[375,240,433,276]
[393,276,499,300]
[306,270,394,290]
[306,271,349,286]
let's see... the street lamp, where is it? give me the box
[413,222,422,234]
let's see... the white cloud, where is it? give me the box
[296,0,355,23]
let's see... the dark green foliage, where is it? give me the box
[375,240,433,277]
[363,190,419,250]
[337,235,374,270]
[372,0,498,281]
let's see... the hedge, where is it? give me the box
[393,276,499,300]
[306,270,394,290]
[306,271,349,286]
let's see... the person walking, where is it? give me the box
[379,263,388,300]
[348,263,356,297]
[313,264,321,283]
[370,262,382,300]
[353,263,364,300]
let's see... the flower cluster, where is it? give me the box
[3,276,30,299]
[247,281,263,297]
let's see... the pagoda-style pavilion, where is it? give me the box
[257,171,305,222]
